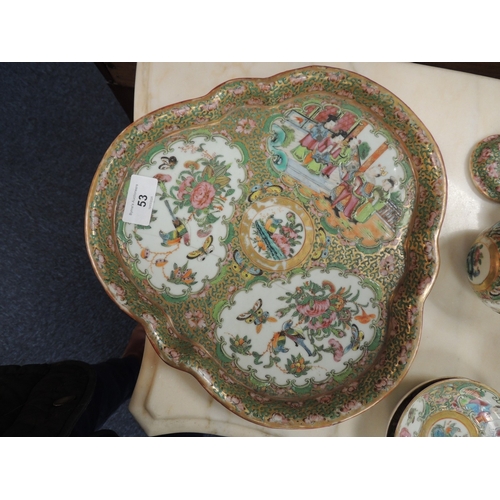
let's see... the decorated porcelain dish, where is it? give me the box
[389,378,500,437]
[470,134,500,202]
[467,221,500,313]
[86,66,446,428]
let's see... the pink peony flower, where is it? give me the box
[235,118,256,134]
[304,414,325,424]
[424,241,434,259]
[201,100,219,112]
[107,235,115,251]
[281,225,298,239]
[340,400,362,414]
[136,118,154,132]
[217,129,232,140]
[309,312,337,330]
[342,381,359,394]
[478,147,492,162]
[96,173,108,192]
[417,276,432,295]
[257,82,273,92]
[117,268,130,283]
[193,345,209,358]
[250,392,270,403]
[163,124,179,134]
[419,186,427,204]
[94,248,105,268]
[296,298,330,318]
[186,310,206,328]
[379,255,395,276]
[370,105,385,117]
[328,338,344,362]
[474,174,488,192]
[112,141,127,159]
[406,305,418,326]
[172,106,190,117]
[271,232,291,256]
[486,162,499,178]
[327,72,345,82]
[396,130,408,142]
[177,175,194,199]
[432,177,445,197]
[398,345,410,365]
[142,313,158,330]
[416,129,429,143]
[90,210,100,230]
[394,108,409,121]
[316,395,332,404]
[375,377,394,391]
[269,413,288,424]
[163,347,180,363]
[426,211,439,228]
[190,181,216,209]
[229,85,246,96]
[308,83,324,92]
[109,283,125,301]
[362,83,379,95]
[154,173,172,183]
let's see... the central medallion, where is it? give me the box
[239,196,314,272]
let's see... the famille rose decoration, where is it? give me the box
[467,221,500,312]
[468,136,500,312]
[390,378,500,437]
[470,134,500,202]
[86,66,446,428]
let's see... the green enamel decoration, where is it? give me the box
[86,66,446,429]
[216,340,234,363]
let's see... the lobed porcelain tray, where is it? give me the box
[86,66,446,428]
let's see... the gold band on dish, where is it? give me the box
[239,196,314,273]
[420,410,479,437]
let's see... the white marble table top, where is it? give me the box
[128,62,500,436]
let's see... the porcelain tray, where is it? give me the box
[86,66,446,428]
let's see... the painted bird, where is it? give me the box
[264,214,283,235]
[159,218,190,246]
[160,198,190,246]
[271,330,289,355]
[281,320,313,357]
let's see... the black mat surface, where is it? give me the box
[0,63,146,436]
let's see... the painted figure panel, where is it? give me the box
[267,103,414,250]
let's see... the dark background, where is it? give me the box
[0,63,143,436]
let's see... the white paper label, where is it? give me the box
[122,175,158,226]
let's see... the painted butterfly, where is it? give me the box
[187,236,214,261]
[236,298,277,333]
[232,250,263,279]
[247,181,283,202]
[311,227,331,260]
